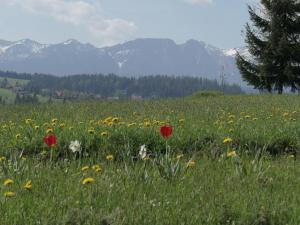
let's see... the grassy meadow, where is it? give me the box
[1,95,300,224]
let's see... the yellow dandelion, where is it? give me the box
[223,137,233,144]
[15,134,21,139]
[92,165,102,172]
[59,123,65,128]
[34,125,40,130]
[0,156,6,161]
[24,180,32,190]
[127,123,136,128]
[81,166,89,171]
[228,115,235,119]
[179,119,185,123]
[46,128,53,134]
[101,131,108,137]
[51,118,58,123]
[88,128,95,134]
[283,112,289,117]
[4,179,14,186]
[112,117,119,123]
[25,119,32,124]
[187,160,196,168]
[106,154,114,161]
[176,154,184,160]
[227,151,237,157]
[4,191,16,198]
[144,121,151,127]
[82,177,95,185]
[245,115,251,119]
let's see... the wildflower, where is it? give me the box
[179,119,185,123]
[227,151,237,157]
[0,156,6,161]
[24,180,32,190]
[46,128,53,134]
[88,128,95,134]
[81,166,89,171]
[15,134,21,139]
[59,123,65,128]
[69,140,81,153]
[127,123,136,128]
[283,112,289,117]
[144,121,151,127]
[160,125,173,139]
[187,160,196,168]
[25,119,33,124]
[4,179,13,186]
[228,115,235,119]
[101,131,108,137]
[92,165,102,172]
[43,135,57,148]
[82,177,95,185]
[139,145,147,160]
[176,154,184,160]
[245,115,251,119]
[52,118,58,123]
[34,125,39,130]
[106,154,114,161]
[223,137,233,144]
[4,192,16,198]
[112,117,119,123]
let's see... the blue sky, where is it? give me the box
[0,0,258,48]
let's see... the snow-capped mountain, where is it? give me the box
[0,38,246,87]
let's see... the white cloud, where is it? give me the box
[184,0,213,5]
[2,0,137,45]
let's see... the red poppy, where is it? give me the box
[160,125,173,139]
[43,135,57,148]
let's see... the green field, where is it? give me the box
[0,77,30,86]
[1,95,300,224]
[0,87,16,104]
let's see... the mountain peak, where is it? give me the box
[62,39,81,45]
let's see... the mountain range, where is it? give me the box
[0,38,249,87]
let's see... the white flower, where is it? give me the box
[69,140,81,153]
[139,144,147,159]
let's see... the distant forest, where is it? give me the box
[0,71,243,99]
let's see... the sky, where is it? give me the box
[0,0,259,49]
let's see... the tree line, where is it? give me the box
[24,74,243,98]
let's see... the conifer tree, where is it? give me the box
[237,0,300,94]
